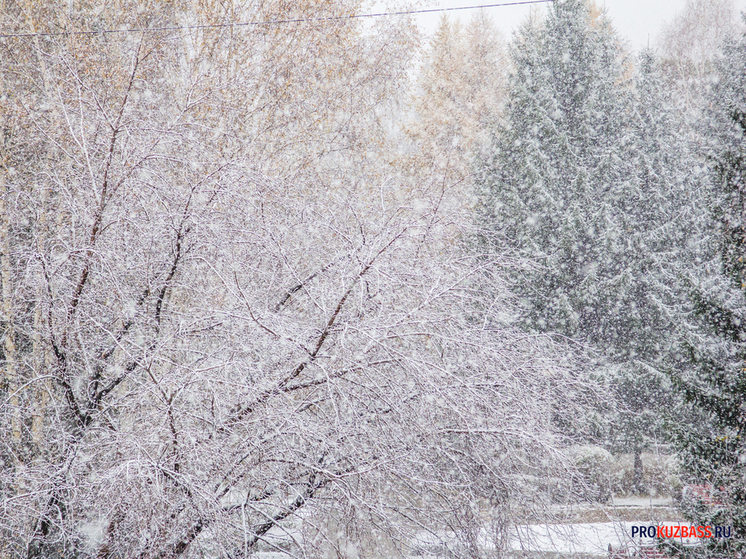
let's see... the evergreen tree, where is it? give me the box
[477,0,630,341]
[477,0,704,486]
[603,50,707,489]
[670,27,746,556]
[476,0,628,459]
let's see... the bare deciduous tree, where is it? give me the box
[658,0,740,113]
[0,1,580,557]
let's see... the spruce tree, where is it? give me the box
[602,49,708,490]
[670,28,746,556]
[477,0,630,341]
[477,0,704,486]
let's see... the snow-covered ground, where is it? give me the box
[515,520,704,556]
[410,523,631,556]
[513,522,631,555]
[513,521,670,556]
[406,519,700,558]
[230,498,692,558]
[610,496,674,508]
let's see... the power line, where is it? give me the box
[0,0,554,39]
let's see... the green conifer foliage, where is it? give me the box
[671,28,746,556]
[477,0,631,342]
[477,0,705,483]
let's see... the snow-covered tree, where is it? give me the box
[0,1,582,556]
[668,28,746,555]
[658,0,739,115]
[406,11,507,195]
[476,0,706,488]
[476,0,631,337]
[599,50,710,489]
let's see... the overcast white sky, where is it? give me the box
[412,0,746,51]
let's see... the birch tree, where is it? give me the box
[0,1,580,557]
[658,0,739,115]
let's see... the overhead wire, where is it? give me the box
[0,0,554,39]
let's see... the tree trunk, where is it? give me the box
[633,448,645,494]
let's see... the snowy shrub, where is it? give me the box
[568,445,613,503]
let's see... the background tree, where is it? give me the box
[477,0,630,340]
[476,0,706,492]
[405,11,508,200]
[476,0,631,450]
[599,49,709,492]
[668,26,746,556]
[658,0,739,116]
